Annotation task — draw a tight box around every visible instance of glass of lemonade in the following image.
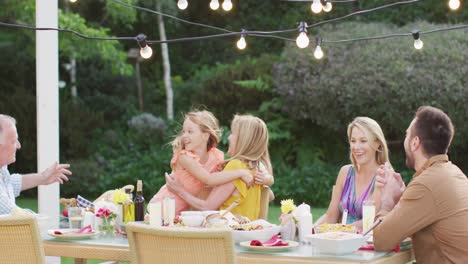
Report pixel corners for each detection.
[68,207,83,229]
[362,200,376,235]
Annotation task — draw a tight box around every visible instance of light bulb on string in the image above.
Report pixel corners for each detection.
[140,46,153,59]
[210,0,220,10]
[236,30,247,50]
[177,0,188,10]
[412,30,423,50]
[311,0,323,14]
[136,34,153,59]
[314,38,324,59]
[222,0,233,11]
[296,22,310,49]
[448,0,461,10]
[237,36,246,50]
[323,0,333,12]
[69,0,77,3]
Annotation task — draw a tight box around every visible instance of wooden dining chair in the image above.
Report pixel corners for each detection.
[0,214,45,264]
[126,223,236,264]
[258,186,271,220]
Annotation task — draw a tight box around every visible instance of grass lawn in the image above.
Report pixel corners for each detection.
[17,198,327,264]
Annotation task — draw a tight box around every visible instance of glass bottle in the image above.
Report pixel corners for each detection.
[134,180,145,221]
[123,188,135,223]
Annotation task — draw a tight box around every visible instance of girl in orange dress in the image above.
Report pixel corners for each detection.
[150,110,252,214]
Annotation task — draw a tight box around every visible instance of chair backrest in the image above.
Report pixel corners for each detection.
[258,186,270,220]
[0,214,45,264]
[126,223,236,264]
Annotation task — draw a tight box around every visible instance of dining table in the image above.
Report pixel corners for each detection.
[42,232,414,264]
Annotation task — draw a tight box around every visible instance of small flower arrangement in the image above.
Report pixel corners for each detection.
[111,189,130,204]
[96,207,117,223]
[96,207,117,235]
[279,199,297,224]
[279,199,298,240]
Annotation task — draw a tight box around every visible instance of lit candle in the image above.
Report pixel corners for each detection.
[149,202,162,227]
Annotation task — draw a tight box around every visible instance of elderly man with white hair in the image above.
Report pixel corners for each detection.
[0,114,72,214]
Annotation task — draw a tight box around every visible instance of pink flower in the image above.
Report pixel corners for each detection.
[95,206,116,221]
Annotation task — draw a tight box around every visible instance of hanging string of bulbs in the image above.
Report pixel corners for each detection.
[0,0,465,60]
[177,0,234,11]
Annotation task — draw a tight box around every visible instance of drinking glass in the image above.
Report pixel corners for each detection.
[68,207,83,229]
[362,200,376,235]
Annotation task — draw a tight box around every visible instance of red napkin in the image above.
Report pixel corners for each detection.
[76,224,94,234]
[358,244,400,252]
[250,235,289,247]
[54,224,94,235]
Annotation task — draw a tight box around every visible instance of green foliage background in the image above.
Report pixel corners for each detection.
[0,0,466,207]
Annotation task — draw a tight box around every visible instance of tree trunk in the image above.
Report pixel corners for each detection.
[156,1,174,120]
[135,59,144,111]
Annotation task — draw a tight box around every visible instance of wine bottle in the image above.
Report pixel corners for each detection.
[123,188,135,223]
[134,180,145,221]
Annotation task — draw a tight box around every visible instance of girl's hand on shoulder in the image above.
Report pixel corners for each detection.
[254,170,272,185]
[240,170,254,187]
[165,172,183,194]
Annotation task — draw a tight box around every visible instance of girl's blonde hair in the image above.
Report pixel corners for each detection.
[226,115,272,174]
[171,110,222,152]
[347,117,389,170]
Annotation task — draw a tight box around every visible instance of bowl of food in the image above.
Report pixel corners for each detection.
[181,214,205,227]
[314,223,357,234]
[230,219,281,243]
[306,232,367,255]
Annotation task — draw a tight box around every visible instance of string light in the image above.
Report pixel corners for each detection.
[237,30,247,50]
[222,0,233,11]
[210,0,220,10]
[296,22,310,48]
[2,1,466,52]
[412,30,423,50]
[322,0,333,12]
[177,0,188,10]
[2,21,467,47]
[448,0,461,10]
[311,0,323,14]
[314,37,324,59]
[136,34,153,59]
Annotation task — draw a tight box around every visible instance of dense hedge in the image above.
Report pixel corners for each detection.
[273,21,468,170]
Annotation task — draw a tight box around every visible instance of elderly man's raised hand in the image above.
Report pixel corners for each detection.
[41,162,71,185]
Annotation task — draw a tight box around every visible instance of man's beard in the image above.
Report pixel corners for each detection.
[405,149,415,169]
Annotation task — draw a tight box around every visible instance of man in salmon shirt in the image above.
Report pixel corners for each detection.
[373,106,468,263]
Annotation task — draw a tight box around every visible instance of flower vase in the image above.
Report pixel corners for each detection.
[280,214,297,241]
[98,218,115,238]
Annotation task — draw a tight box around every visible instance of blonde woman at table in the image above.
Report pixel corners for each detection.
[315,117,390,231]
[149,110,254,215]
[166,114,273,221]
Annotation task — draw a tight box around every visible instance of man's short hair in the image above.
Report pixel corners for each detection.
[0,114,17,143]
[412,106,454,156]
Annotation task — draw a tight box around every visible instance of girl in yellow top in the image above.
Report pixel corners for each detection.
[166,114,273,220]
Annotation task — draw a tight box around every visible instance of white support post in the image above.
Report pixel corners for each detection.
[36,0,60,231]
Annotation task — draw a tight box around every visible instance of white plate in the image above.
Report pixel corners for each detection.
[48,229,98,240]
[239,240,299,252]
